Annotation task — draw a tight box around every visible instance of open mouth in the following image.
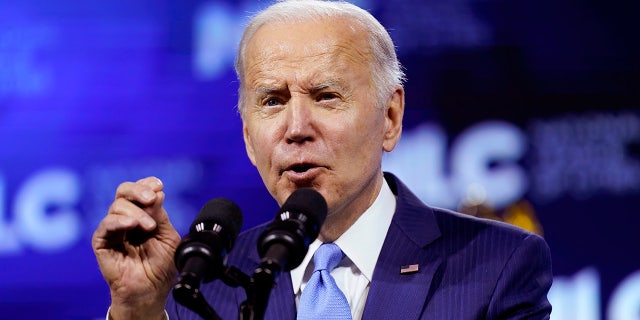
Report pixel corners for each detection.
[290,163,314,173]
[281,162,324,184]
[282,163,319,175]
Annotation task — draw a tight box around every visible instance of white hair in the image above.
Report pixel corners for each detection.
[234,0,405,115]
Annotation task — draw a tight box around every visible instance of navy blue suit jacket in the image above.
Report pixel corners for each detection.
[167,173,552,319]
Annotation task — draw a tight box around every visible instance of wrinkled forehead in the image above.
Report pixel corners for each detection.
[242,17,373,79]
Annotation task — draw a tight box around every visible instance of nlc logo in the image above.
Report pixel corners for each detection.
[383,120,527,212]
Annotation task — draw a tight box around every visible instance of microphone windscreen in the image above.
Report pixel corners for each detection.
[281,188,328,227]
[190,198,243,241]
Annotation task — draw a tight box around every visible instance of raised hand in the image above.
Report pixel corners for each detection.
[92,177,181,320]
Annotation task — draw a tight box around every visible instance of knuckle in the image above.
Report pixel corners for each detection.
[138,176,164,190]
[114,181,135,198]
[109,198,129,215]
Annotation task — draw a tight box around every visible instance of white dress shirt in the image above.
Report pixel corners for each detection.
[290,179,397,319]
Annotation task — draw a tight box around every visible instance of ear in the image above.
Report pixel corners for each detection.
[382,86,405,152]
[243,122,257,166]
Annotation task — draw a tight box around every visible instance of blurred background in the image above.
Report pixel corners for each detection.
[0,0,638,319]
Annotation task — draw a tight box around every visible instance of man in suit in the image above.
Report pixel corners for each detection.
[92,1,552,319]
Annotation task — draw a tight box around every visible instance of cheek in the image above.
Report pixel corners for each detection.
[352,112,386,145]
[252,136,271,163]
[246,125,267,158]
[331,120,381,163]
[249,124,282,170]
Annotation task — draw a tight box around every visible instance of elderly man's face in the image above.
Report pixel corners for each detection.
[241,17,403,224]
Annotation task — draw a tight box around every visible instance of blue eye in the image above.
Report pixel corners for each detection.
[318,93,337,101]
[266,98,281,106]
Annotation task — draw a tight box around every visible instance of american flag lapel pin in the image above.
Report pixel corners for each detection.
[400,264,419,274]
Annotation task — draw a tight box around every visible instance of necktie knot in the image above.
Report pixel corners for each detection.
[297,243,352,320]
[313,243,344,272]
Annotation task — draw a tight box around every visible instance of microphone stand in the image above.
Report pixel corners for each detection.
[173,265,252,320]
[173,281,220,320]
[239,261,278,320]
[173,267,221,320]
[239,244,289,320]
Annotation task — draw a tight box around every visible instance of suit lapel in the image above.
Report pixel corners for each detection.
[363,222,442,319]
[362,173,442,319]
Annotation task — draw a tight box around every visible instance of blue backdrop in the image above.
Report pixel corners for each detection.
[0,0,638,319]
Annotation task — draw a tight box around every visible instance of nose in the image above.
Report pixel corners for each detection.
[284,98,314,144]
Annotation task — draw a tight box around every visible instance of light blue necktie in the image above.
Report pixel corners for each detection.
[297,243,352,320]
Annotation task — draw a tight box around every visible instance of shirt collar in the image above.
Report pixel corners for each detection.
[290,178,397,292]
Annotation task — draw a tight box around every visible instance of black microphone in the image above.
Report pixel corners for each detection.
[173,198,243,320]
[258,188,328,272]
[242,188,327,320]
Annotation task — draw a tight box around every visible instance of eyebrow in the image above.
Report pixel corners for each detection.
[252,79,347,96]
[308,80,347,93]
[308,83,331,94]
[254,85,287,96]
